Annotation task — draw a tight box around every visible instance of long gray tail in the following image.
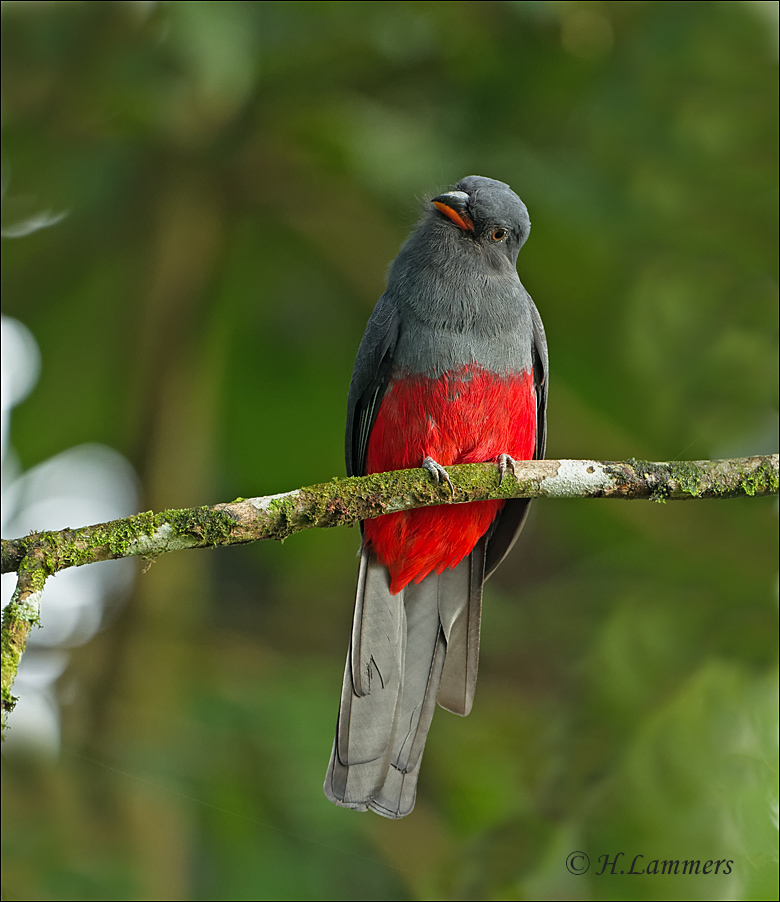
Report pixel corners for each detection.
[324,540,485,818]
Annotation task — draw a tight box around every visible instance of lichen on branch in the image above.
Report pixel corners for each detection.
[2,455,777,579]
[1,453,777,732]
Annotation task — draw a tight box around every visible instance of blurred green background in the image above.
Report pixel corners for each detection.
[1,1,777,900]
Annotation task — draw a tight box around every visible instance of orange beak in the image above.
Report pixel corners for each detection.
[432,191,474,232]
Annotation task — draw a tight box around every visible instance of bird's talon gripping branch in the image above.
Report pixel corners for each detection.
[422,456,456,495]
[497,453,517,486]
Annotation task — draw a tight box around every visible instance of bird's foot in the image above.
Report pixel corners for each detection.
[422,456,455,496]
[497,454,517,486]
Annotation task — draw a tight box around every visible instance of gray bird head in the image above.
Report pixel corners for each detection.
[429,175,531,267]
[388,175,532,298]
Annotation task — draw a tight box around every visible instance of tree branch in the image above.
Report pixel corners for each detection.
[1,561,46,724]
[2,455,777,577]
[1,454,777,727]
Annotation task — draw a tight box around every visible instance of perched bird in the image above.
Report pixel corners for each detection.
[324,175,548,818]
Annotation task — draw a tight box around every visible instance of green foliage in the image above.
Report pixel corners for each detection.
[2,2,776,900]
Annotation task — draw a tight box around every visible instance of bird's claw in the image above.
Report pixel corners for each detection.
[422,456,455,496]
[497,454,517,486]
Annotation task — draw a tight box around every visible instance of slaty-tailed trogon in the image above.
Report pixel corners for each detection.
[324,175,548,818]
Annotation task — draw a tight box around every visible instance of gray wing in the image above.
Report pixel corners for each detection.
[484,293,548,578]
[345,294,401,477]
[529,293,549,459]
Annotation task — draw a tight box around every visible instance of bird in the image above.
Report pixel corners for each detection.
[324,175,548,818]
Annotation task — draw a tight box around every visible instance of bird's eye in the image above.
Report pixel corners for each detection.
[490,228,508,242]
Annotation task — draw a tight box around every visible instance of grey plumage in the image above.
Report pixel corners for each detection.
[326,176,548,818]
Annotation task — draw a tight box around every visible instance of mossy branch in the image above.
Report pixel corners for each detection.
[2,455,777,577]
[1,561,46,723]
[1,453,777,728]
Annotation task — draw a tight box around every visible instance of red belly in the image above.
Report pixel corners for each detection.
[364,365,536,594]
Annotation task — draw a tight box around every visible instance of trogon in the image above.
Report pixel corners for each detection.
[324,175,548,818]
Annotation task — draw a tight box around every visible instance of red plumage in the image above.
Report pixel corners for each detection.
[364,365,536,593]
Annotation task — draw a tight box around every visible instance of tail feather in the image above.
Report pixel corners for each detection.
[436,540,485,716]
[330,552,404,806]
[390,576,446,774]
[349,551,403,699]
[325,541,486,818]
